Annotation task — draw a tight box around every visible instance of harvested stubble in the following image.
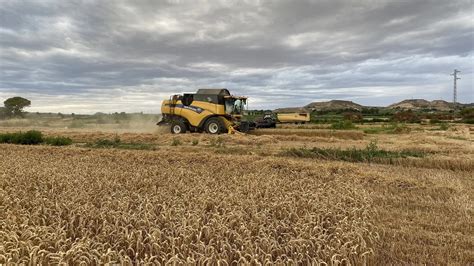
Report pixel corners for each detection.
[252,129,364,140]
[0,145,376,264]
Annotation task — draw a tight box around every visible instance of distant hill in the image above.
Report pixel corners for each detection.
[304,100,363,111]
[388,99,457,111]
[274,100,363,113]
[272,99,472,113]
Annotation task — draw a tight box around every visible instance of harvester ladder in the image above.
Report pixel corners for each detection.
[170,95,177,116]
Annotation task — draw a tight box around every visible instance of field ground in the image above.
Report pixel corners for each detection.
[0,122,473,264]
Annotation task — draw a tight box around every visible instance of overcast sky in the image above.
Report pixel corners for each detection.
[0,0,473,113]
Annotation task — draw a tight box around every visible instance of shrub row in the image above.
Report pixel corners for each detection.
[363,123,411,134]
[282,141,425,163]
[0,131,72,146]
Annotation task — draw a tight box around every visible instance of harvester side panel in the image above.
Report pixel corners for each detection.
[161,99,227,127]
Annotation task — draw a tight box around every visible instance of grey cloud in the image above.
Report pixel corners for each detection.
[0,0,473,113]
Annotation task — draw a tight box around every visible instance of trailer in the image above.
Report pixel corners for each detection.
[276,112,311,124]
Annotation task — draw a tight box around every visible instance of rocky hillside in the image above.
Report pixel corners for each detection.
[388,99,455,110]
[274,100,363,113]
[305,100,363,111]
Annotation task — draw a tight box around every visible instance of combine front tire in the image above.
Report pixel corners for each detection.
[170,121,187,134]
[205,117,225,134]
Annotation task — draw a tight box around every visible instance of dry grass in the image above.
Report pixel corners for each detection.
[0,146,377,264]
[0,123,473,264]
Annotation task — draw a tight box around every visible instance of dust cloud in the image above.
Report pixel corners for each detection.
[0,113,171,135]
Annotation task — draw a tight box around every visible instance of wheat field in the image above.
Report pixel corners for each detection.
[0,124,473,264]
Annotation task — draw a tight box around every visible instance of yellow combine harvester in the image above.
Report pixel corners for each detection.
[158,88,254,134]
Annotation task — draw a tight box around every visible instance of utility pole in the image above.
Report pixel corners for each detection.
[451,69,460,104]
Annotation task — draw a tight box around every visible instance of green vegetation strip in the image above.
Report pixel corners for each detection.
[0,130,72,146]
[330,120,357,130]
[281,141,425,163]
[84,138,155,150]
[363,123,411,134]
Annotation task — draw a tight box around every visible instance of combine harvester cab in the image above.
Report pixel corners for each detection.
[158,88,254,134]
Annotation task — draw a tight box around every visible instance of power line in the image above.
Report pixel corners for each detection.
[451,69,460,104]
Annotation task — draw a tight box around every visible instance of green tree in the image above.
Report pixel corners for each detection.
[4,97,31,117]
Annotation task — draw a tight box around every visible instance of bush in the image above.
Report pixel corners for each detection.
[361,107,380,115]
[0,131,39,144]
[0,133,13,143]
[362,128,381,134]
[192,139,199,146]
[94,138,119,147]
[0,130,43,145]
[438,123,450,131]
[343,112,363,122]
[331,120,356,130]
[460,108,474,124]
[21,130,43,144]
[45,136,73,146]
[363,117,390,123]
[391,124,411,134]
[460,107,474,118]
[392,110,421,123]
[171,138,181,146]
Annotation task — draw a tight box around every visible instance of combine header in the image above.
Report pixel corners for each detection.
[158,88,254,134]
